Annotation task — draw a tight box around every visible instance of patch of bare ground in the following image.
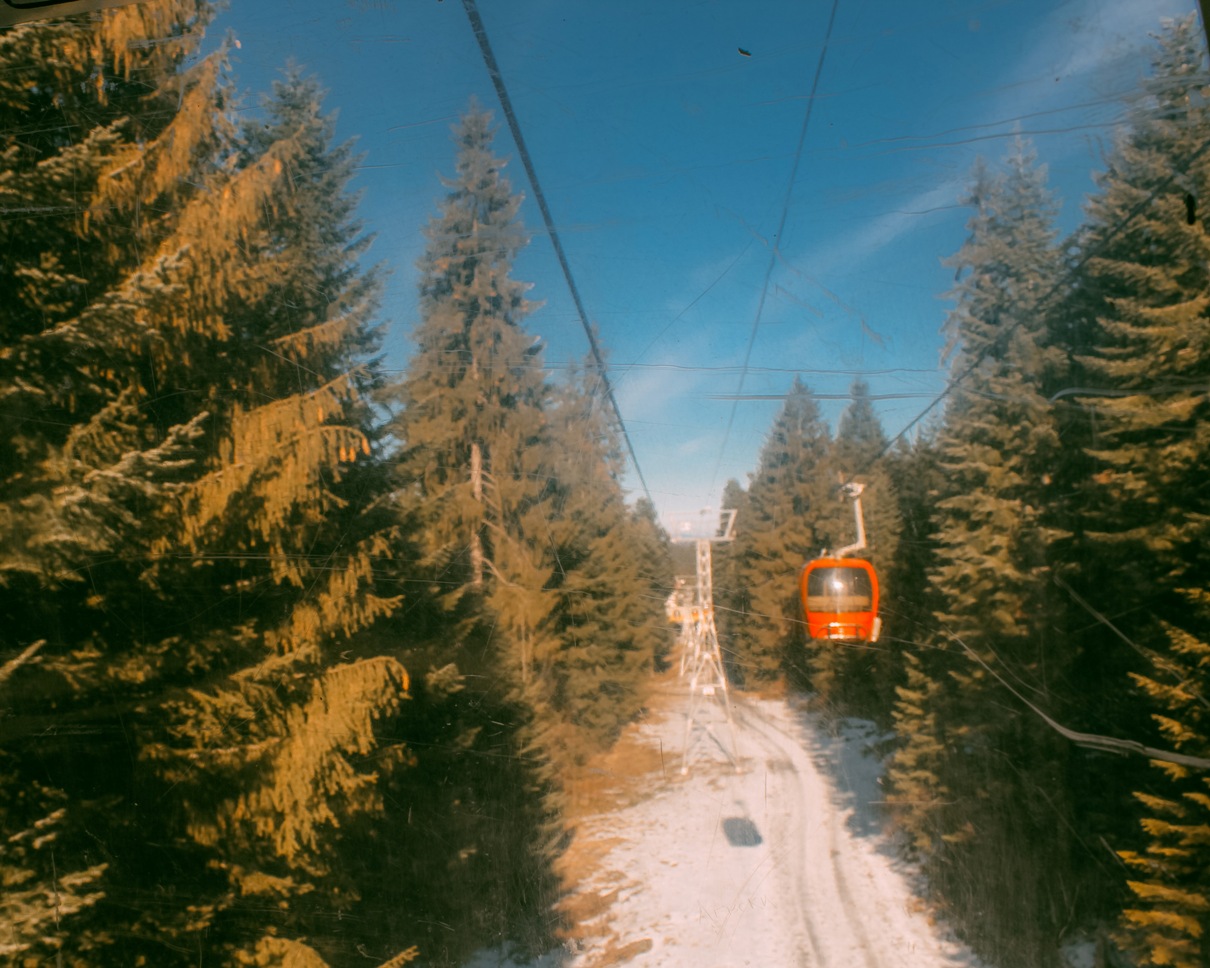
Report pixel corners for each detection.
[591,938,654,967]
[554,673,681,962]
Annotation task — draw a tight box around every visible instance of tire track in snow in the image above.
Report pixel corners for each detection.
[720,707,823,968]
[733,699,882,968]
[562,684,984,968]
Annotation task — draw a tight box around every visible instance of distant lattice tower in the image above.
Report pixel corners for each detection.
[665,508,740,774]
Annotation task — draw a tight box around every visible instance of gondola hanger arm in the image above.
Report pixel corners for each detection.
[833,481,867,558]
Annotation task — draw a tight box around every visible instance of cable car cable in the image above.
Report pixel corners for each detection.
[840,131,1210,490]
[461,0,653,507]
[1053,574,1210,712]
[859,594,1210,772]
[710,0,842,494]
[947,630,1210,771]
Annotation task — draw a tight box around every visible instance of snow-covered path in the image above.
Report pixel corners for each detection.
[561,678,985,968]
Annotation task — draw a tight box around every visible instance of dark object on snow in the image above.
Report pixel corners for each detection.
[722,817,763,847]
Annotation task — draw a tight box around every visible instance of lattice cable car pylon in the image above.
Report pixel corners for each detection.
[664,508,741,774]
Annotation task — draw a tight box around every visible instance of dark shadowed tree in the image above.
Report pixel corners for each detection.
[828,379,902,717]
[380,102,564,957]
[714,478,751,680]
[1068,18,1210,964]
[724,379,840,686]
[0,9,408,965]
[887,139,1075,968]
[539,364,668,758]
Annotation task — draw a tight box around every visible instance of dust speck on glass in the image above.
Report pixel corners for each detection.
[2,1,1208,967]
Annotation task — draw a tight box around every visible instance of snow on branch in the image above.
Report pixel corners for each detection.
[0,640,45,686]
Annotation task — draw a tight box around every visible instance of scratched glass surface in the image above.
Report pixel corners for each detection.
[2,2,1207,967]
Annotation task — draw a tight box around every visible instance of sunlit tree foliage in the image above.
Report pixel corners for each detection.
[382,105,669,956]
[1066,16,1210,965]
[0,6,407,963]
[885,139,1078,967]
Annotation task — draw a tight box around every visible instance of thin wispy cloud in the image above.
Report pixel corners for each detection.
[985,0,1194,126]
[790,177,964,281]
[787,0,1190,285]
[615,351,711,422]
[1028,0,1190,86]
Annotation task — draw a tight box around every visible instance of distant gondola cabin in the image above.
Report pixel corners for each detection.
[799,557,881,643]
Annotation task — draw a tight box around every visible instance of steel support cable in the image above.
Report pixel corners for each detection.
[462,0,653,506]
[950,630,1210,771]
[1054,574,1210,712]
[710,0,842,494]
[842,132,1210,487]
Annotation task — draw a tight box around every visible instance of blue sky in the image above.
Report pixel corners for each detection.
[215,0,1201,526]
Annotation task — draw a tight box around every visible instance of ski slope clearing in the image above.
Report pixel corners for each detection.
[558,678,987,968]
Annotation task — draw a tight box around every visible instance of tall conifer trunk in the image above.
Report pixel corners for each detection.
[470,439,485,587]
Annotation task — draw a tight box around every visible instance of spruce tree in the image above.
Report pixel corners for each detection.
[724,378,839,685]
[1116,594,1210,968]
[384,100,569,713]
[713,478,750,680]
[826,379,902,715]
[383,102,568,945]
[388,103,550,612]
[386,106,668,758]
[540,367,667,757]
[145,66,408,964]
[1071,13,1210,629]
[1069,17,1210,962]
[930,142,1062,659]
[0,8,407,963]
[883,433,951,837]
[834,380,899,573]
[894,140,1074,966]
[382,104,673,953]
[1074,14,1210,672]
[630,494,676,674]
[835,378,887,467]
[0,9,220,958]
[886,650,950,854]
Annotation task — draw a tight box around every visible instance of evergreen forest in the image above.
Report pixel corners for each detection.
[2,5,1209,968]
[0,4,668,964]
[719,16,1210,968]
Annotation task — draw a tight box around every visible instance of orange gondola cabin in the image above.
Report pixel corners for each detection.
[798,481,882,644]
[798,557,881,643]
